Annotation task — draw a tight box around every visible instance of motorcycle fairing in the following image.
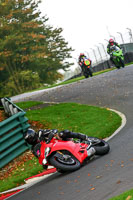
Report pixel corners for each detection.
[39,139,89,164]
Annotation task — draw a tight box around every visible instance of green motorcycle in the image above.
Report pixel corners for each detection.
[110,45,125,69]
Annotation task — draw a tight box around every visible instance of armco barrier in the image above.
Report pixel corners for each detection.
[0,98,30,169]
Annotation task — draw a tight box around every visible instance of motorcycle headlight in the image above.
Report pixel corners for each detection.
[43,147,51,165]
[45,147,51,157]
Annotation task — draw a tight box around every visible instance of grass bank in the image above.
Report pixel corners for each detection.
[23,102,121,139]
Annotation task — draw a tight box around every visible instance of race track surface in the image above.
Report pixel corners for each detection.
[10,65,133,200]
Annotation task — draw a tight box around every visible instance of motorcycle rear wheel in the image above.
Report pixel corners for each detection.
[87,137,110,155]
[49,150,81,172]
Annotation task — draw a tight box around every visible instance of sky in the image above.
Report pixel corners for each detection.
[39,0,133,69]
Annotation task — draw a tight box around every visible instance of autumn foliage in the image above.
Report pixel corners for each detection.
[0,110,7,122]
[0,0,74,96]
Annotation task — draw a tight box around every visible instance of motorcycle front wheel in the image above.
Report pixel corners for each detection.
[49,150,81,172]
[120,58,125,68]
[87,137,110,155]
[87,68,93,77]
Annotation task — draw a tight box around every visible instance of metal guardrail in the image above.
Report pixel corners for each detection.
[0,98,30,169]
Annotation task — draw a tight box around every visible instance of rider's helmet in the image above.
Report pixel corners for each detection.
[80,53,85,57]
[24,128,38,145]
[109,39,114,46]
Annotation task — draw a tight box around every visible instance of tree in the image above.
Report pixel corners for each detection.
[0,0,74,96]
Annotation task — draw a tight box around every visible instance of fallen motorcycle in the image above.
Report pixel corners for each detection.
[110,45,125,69]
[38,130,110,173]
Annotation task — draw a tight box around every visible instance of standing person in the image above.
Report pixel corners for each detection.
[107,39,121,65]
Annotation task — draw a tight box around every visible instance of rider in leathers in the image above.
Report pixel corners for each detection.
[78,53,92,72]
[107,39,121,65]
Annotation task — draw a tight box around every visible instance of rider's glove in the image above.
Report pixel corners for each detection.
[38,129,51,140]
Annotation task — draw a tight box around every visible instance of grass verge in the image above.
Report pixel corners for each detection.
[0,101,122,193]
[25,102,121,139]
[109,189,133,200]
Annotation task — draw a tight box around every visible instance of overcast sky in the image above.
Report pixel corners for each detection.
[39,0,133,67]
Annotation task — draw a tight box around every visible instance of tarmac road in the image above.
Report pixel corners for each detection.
[10,65,133,200]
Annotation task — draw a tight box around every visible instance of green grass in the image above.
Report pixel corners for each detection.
[109,189,133,200]
[16,101,43,110]
[0,156,43,193]
[25,102,121,139]
[0,101,122,193]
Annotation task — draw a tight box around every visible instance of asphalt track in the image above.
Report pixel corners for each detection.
[10,65,133,200]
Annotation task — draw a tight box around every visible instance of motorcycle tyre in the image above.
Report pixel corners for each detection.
[115,65,120,69]
[84,74,89,78]
[87,137,110,156]
[56,169,67,173]
[112,57,120,69]
[120,58,125,68]
[84,69,92,78]
[82,69,88,78]
[83,70,89,78]
[87,68,93,77]
[114,59,120,69]
[49,151,81,172]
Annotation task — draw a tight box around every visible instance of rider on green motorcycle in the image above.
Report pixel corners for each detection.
[107,39,121,65]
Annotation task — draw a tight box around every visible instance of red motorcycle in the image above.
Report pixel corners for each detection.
[38,131,110,173]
